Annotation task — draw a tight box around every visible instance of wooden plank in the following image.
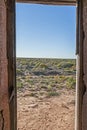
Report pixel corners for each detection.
[16,0,76,5]
[0,1,10,130]
[76,0,79,55]
[6,0,17,130]
[75,0,84,130]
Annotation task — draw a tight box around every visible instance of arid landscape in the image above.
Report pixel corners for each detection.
[17,58,76,130]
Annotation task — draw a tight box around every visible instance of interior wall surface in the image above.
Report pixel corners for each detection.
[0,1,10,130]
[82,0,87,129]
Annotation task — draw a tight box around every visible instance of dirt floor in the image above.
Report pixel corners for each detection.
[17,88,75,130]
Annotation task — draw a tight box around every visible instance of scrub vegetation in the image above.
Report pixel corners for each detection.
[17,58,76,98]
[17,58,76,130]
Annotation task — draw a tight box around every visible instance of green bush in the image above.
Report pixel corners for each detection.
[16,69,23,75]
[34,63,48,71]
[58,62,74,69]
[17,82,23,88]
[47,91,59,97]
[47,85,52,91]
[66,77,76,89]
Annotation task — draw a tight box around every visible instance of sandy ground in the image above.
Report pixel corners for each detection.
[17,89,75,130]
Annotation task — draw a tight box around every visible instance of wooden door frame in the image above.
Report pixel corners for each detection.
[0,0,84,130]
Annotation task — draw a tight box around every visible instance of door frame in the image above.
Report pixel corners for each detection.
[0,0,84,130]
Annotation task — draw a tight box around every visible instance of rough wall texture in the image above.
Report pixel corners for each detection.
[0,1,10,130]
[82,0,87,129]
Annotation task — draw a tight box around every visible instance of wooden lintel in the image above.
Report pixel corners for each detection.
[16,0,76,6]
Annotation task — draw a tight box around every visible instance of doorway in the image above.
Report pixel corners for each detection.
[16,3,76,130]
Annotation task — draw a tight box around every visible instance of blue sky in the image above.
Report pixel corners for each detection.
[16,3,76,59]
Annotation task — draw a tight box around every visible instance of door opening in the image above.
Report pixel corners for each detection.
[16,3,76,130]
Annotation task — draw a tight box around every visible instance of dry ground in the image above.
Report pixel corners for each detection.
[17,58,76,130]
[17,88,75,130]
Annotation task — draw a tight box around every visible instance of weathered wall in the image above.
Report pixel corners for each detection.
[0,1,10,130]
[82,0,87,129]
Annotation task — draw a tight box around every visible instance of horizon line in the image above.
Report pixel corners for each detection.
[16,56,76,59]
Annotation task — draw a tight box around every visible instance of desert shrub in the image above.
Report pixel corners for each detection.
[26,79,34,85]
[66,77,76,89]
[47,91,59,97]
[49,81,56,87]
[35,62,41,68]
[47,85,52,91]
[16,69,23,76]
[55,75,66,83]
[35,62,48,69]
[57,62,74,69]
[41,85,47,89]
[39,63,48,69]
[17,82,23,88]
